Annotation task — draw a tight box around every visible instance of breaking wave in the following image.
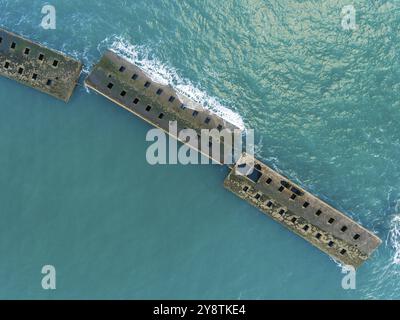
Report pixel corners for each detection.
[388,215,400,265]
[97,35,246,131]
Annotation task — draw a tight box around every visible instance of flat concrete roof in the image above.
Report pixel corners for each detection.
[0,28,82,102]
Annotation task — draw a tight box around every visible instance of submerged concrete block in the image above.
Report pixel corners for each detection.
[0,28,82,102]
[224,153,382,267]
[85,50,243,164]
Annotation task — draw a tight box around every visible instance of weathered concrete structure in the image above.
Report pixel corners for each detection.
[86,50,381,267]
[0,28,82,102]
[224,153,381,267]
[85,50,242,164]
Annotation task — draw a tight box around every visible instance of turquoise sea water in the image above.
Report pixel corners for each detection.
[1,0,400,299]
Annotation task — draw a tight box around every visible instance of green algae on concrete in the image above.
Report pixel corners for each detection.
[0,28,82,102]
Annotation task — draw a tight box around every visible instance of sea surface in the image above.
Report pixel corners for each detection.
[0,0,400,299]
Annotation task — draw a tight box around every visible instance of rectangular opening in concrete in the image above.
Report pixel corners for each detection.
[315,209,322,216]
[328,218,335,224]
[341,226,348,232]
[158,113,164,119]
[278,186,284,192]
[353,234,360,240]
[53,60,59,67]
[291,217,297,223]
[315,233,322,239]
[254,193,261,200]
[192,111,199,117]
[132,73,138,80]
[4,61,10,69]
[243,186,249,192]
[328,241,335,247]
[107,82,114,89]
[133,98,139,104]
[279,209,285,216]
[146,105,152,112]
[10,42,16,49]
[180,104,186,110]
[156,88,163,95]
[340,249,347,255]
[204,117,211,124]
[120,90,126,97]
[119,66,125,72]
[217,124,223,131]
[303,201,309,208]
[266,178,272,184]
[168,96,175,103]
[266,201,273,207]
[290,194,297,200]
[32,73,38,80]
[46,79,52,86]
[18,67,23,74]
[24,48,30,55]
[144,81,151,88]
[38,53,44,61]
[303,225,309,231]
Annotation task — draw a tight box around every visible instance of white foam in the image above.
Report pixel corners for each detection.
[97,36,246,131]
[388,215,400,265]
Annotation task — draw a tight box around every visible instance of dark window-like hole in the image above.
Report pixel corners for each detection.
[158,113,164,119]
[180,104,186,110]
[168,96,175,102]
[120,90,127,97]
[303,225,309,231]
[119,66,125,72]
[291,217,297,223]
[243,186,249,192]
[24,48,30,55]
[328,241,335,248]
[315,233,322,239]
[156,88,163,95]
[132,74,138,80]
[247,168,262,183]
[279,209,285,216]
[145,105,152,112]
[254,193,261,200]
[204,117,211,124]
[53,60,59,67]
[4,61,10,69]
[38,54,44,61]
[18,67,23,74]
[192,111,199,117]
[46,79,52,86]
[340,249,347,255]
[290,194,297,200]
[107,83,114,89]
[353,234,360,240]
[10,42,16,49]
[217,124,223,131]
[315,210,322,216]
[133,98,139,104]
[278,186,284,192]
[341,226,348,232]
[0,37,2,43]
[328,218,335,224]
[303,201,309,208]
[266,178,272,184]
[266,201,273,208]
[144,81,151,88]
[32,73,38,80]
[291,187,304,196]
[281,181,291,189]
